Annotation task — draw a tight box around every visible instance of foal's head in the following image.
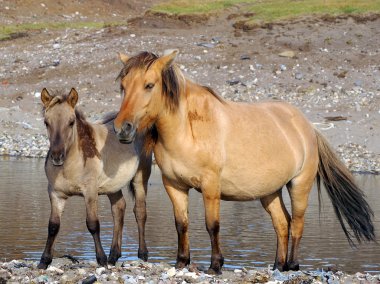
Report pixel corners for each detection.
[114,49,180,143]
[41,88,78,166]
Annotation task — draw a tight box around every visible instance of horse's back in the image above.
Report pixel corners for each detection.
[219,100,318,201]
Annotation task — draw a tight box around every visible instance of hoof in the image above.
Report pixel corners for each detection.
[206,267,222,275]
[37,262,49,270]
[108,251,121,265]
[138,249,148,262]
[273,262,289,272]
[287,261,300,271]
[97,255,108,267]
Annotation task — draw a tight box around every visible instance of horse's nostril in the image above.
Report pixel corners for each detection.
[123,122,134,132]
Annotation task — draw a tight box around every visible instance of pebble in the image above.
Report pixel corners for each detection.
[295,72,303,80]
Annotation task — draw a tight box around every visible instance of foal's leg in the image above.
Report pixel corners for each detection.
[107,190,126,265]
[202,179,224,275]
[286,175,314,271]
[131,154,152,261]
[84,193,107,266]
[260,190,291,272]
[38,188,66,269]
[163,176,190,269]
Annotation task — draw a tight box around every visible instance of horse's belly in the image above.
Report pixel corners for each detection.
[220,167,292,201]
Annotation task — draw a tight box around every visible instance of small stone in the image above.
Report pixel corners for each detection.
[167,267,176,277]
[278,50,296,58]
[280,64,287,71]
[295,72,303,80]
[53,43,61,49]
[227,79,240,86]
[96,267,106,275]
[354,80,362,87]
[240,55,250,60]
[234,269,243,273]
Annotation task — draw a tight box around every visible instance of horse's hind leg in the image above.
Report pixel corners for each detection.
[38,188,66,269]
[84,193,107,266]
[107,190,126,265]
[132,153,152,261]
[286,174,314,271]
[260,190,291,271]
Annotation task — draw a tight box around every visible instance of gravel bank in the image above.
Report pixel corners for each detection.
[1,259,380,284]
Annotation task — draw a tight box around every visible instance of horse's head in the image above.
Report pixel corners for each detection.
[41,88,78,166]
[114,49,179,144]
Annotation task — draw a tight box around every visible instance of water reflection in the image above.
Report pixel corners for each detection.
[0,157,379,273]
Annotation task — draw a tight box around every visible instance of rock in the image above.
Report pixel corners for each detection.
[227,79,240,86]
[278,50,296,58]
[280,64,287,71]
[167,267,176,277]
[240,55,251,60]
[81,274,97,284]
[47,266,64,274]
[196,42,215,48]
[95,267,106,275]
[295,72,303,80]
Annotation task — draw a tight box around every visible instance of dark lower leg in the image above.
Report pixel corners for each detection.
[108,191,126,265]
[38,219,60,269]
[86,218,107,266]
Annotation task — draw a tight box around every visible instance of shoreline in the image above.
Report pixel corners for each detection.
[1,258,379,283]
[1,131,379,175]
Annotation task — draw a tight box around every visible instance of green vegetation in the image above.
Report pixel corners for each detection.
[151,0,252,14]
[151,0,380,23]
[0,22,120,41]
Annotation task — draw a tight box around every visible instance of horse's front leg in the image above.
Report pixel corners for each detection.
[84,193,107,266]
[163,176,190,269]
[107,190,126,265]
[202,180,224,275]
[132,153,152,261]
[38,188,66,269]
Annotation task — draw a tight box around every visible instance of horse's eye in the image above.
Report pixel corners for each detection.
[69,120,75,127]
[145,83,155,90]
[44,121,49,127]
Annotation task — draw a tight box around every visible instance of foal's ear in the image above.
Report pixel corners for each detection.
[67,88,79,108]
[118,52,129,64]
[154,49,179,71]
[41,88,53,107]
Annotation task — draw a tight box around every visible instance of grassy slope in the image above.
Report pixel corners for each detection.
[151,0,380,22]
[0,22,119,41]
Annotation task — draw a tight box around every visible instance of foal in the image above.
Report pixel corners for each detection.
[38,88,151,269]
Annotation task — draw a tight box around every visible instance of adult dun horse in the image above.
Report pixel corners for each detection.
[113,50,375,274]
[38,88,151,269]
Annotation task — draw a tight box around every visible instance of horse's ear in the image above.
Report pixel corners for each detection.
[154,49,179,72]
[41,88,53,108]
[118,52,129,64]
[67,88,78,108]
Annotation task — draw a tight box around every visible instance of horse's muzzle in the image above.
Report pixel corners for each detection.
[114,121,136,144]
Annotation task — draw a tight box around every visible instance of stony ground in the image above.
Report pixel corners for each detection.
[1,258,380,284]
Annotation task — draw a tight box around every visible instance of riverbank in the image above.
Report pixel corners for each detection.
[1,258,379,283]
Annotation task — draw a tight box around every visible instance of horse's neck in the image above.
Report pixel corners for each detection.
[155,80,216,147]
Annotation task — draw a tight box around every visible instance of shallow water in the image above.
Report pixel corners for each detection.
[0,157,379,273]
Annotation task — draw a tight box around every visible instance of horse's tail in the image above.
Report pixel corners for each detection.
[315,130,375,246]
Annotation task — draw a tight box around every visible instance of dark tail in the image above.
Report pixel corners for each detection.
[315,130,375,246]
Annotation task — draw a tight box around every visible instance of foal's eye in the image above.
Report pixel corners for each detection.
[145,83,155,90]
[69,120,75,127]
[44,121,49,127]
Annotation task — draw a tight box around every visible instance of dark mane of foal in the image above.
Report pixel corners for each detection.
[43,91,100,163]
[117,51,224,112]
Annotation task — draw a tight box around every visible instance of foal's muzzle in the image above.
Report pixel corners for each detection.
[50,151,65,166]
[114,121,136,144]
